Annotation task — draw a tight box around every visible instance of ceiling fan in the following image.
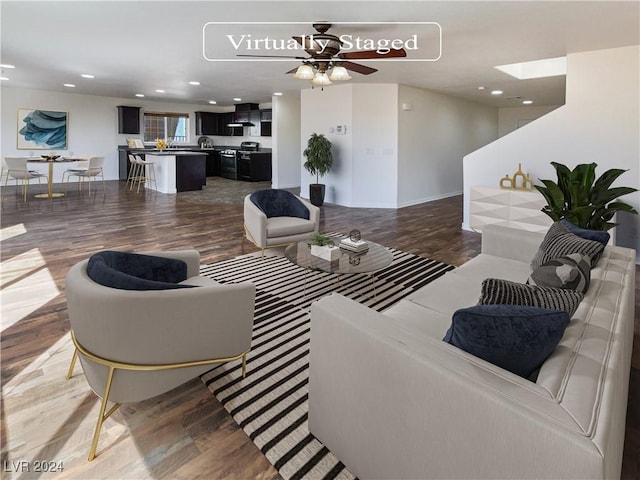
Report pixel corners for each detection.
[237,22,407,88]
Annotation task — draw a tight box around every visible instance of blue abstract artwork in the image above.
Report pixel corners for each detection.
[17,109,68,149]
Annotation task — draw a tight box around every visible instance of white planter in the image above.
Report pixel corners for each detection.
[311,244,341,261]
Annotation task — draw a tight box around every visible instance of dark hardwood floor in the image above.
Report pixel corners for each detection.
[1,178,638,478]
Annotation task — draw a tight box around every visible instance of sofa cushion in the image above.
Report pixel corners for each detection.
[250,189,310,219]
[560,219,610,246]
[479,278,583,316]
[531,222,604,269]
[87,251,195,290]
[443,304,570,378]
[527,253,591,293]
[266,216,316,238]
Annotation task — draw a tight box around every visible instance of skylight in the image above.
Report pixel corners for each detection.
[495,56,566,79]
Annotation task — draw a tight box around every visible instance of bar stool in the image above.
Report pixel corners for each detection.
[127,154,140,189]
[131,155,157,193]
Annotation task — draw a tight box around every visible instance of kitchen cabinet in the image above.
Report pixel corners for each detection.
[248,110,261,137]
[117,106,140,134]
[205,150,221,176]
[195,111,221,135]
[237,152,272,181]
[225,113,243,136]
[260,109,272,137]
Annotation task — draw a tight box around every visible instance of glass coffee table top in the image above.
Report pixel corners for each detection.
[284,238,393,275]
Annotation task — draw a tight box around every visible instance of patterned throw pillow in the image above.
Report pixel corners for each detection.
[531,222,605,269]
[479,278,583,316]
[527,253,591,293]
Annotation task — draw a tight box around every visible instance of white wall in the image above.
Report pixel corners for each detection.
[1,87,271,183]
[498,105,561,137]
[398,85,498,207]
[351,84,398,208]
[300,84,354,205]
[463,45,640,251]
[272,92,301,189]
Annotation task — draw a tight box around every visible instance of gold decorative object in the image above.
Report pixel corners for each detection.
[499,163,534,191]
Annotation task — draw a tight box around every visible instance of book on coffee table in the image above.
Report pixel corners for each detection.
[339,238,369,252]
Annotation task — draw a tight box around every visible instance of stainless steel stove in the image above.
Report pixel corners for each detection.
[220,142,259,180]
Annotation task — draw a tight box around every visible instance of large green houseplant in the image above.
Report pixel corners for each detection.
[535,162,637,231]
[303,133,334,206]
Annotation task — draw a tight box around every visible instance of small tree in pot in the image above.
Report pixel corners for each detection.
[303,133,334,206]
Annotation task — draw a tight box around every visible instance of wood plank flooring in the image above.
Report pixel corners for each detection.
[1,178,638,479]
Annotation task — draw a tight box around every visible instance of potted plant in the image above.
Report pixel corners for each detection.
[535,162,637,231]
[309,232,341,261]
[303,133,334,206]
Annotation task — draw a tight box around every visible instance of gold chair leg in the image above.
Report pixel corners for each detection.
[88,365,120,461]
[66,349,78,379]
[241,353,247,378]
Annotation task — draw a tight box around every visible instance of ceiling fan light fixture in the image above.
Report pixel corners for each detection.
[312,72,332,86]
[294,64,315,80]
[329,65,351,81]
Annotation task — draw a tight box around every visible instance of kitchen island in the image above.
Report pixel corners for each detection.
[143,151,206,193]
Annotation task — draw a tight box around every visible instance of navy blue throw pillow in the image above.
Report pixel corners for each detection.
[443,304,570,378]
[250,189,310,219]
[560,219,610,246]
[87,251,194,290]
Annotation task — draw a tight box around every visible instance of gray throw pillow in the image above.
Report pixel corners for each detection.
[479,278,583,317]
[527,253,591,293]
[531,222,605,270]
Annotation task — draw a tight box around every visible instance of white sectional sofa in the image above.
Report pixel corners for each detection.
[308,224,635,479]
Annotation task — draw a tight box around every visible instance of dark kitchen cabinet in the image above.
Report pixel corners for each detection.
[205,150,221,176]
[248,110,261,137]
[117,106,141,134]
[195,111,221,135]
[259,109,272,137]
[225,113,243,136]
[237,152,272,181]
[261,109,272,121]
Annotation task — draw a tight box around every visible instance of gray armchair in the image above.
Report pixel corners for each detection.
[65,250,255,460]
[243,189,320,256]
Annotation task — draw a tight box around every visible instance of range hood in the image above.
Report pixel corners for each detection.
[227,102,259,127]
[227,121,255,127]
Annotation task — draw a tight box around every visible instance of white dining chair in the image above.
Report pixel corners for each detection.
[64,156,105,196]
[62,157,90,185]
[2,157,48,202]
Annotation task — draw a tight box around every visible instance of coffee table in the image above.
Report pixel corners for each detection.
[284,238,393,298]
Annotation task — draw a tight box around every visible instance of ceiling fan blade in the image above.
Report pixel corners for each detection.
[285,67,299,74]
[340,61,378,75]
[236,54,307,59]
[339,48,407,60]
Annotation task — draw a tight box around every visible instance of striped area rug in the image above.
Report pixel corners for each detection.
[199,248,454,480]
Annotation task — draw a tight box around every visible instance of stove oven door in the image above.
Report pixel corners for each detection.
[220,152,237,180]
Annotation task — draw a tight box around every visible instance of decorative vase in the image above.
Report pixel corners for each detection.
[310,244,341,261]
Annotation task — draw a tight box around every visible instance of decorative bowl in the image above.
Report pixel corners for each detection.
[41,154,60,160]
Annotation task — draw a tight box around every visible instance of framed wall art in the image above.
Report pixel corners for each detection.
[17,109,68,150]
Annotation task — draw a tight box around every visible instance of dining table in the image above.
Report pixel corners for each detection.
[26,156,84,199]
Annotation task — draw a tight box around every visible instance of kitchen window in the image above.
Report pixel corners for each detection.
[143,112,189,144]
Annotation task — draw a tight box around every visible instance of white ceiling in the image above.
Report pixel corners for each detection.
[2,1,639,108]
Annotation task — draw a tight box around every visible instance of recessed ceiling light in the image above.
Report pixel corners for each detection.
[491,90,503,95]
[135,93,145,97]
[188,81,200,86]
[273,92,283,96]
[81,74,95,79]
[477,86,486,91]
[64,83,76,88]
[208,100,217,104]
[522,100,533,105]
[155,89,165,93]
[0,77,9,81]
[0,64,15,69]
[233,97,242,102]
